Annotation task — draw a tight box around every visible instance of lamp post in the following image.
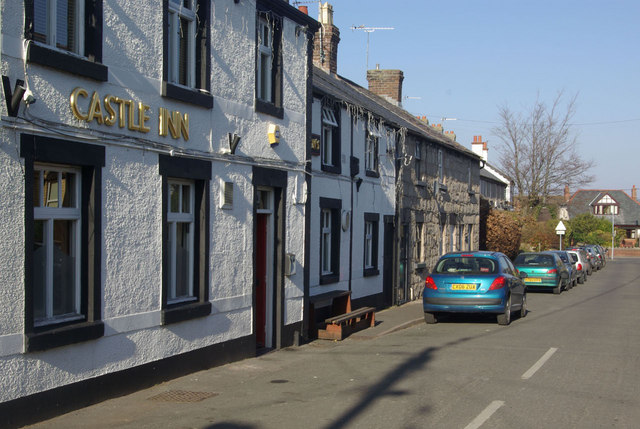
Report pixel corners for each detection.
[611,208,615,260]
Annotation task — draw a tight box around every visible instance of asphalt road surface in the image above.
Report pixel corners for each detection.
[27,258,640,429]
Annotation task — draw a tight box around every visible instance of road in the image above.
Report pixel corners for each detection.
[27,258,640,429]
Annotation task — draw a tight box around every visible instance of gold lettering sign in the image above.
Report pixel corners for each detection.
[69,87,186,140]
[158,107,189,141]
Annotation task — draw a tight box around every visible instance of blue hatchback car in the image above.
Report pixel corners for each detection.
[423,251,527,325]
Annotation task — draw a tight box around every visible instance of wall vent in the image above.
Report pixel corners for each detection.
[220,180,233,209]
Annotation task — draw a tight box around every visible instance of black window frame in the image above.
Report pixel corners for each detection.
[254,5,283,119]
[319,197,341,285]
[159,155,212,325]
[161,0,213,109]
[363,212,380,277]
[24,0,108,81]
[320,104,341,174]
[21,134,105,352]
[365,130,380,178]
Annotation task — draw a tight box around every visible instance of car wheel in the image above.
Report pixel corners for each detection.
[424,312,437,324]
[497,295,511,326]
[577,274,584,284]
[519,292,527,318]
[553,281,562,294]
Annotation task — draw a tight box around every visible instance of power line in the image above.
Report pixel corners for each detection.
[416,114,640,127]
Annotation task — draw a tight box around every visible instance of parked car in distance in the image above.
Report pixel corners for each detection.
[594,245,607,268]
[423,251,527,326]
[567,249,590,283]
[582,245,602,271]
[513,252,570,294]
[547,250,577,289]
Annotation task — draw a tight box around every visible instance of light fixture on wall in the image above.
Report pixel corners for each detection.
[341,210,351,231]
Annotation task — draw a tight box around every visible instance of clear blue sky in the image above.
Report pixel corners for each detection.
[299,0,640,193]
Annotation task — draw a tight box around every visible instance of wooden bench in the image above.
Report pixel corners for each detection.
[319,306,375,341]
[308,290,375,341]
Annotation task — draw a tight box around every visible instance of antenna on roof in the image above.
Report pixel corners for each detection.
[350,25,394,70]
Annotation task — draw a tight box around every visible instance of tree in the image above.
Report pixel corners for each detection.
[567,213,624,247]
[482,205,522,259]
[493,92,594,207]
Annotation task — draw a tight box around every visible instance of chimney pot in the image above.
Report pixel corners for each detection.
[313,2,340,74]
[298,6,308,14]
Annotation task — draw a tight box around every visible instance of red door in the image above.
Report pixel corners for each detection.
[256,214,268,347]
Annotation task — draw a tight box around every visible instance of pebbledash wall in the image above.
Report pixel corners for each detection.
[0,0,318,425]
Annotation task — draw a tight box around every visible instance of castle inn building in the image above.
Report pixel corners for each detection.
[0,1,318,425]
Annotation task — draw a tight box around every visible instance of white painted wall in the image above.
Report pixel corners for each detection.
[0,0,311,404]
[309,97,395,301]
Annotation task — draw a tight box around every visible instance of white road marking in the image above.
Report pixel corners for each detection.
[464,400,505,429]
[521,347,558,380]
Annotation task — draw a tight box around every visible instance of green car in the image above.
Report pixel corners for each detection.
[513,252,570,294]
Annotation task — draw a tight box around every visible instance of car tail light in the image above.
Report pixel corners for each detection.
[547,268,557,274]
[425,276,438,290]
[489,276,506,290]
[577,263,582,271]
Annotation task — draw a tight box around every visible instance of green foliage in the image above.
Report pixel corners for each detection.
[567,213,614,246]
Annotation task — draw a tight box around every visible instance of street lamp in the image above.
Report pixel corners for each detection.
[611,208,615,260]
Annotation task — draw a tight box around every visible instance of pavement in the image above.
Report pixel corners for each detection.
[23,300,425,428]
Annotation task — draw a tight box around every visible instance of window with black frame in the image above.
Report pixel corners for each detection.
[159,155,212,325]
[21,135,105,352]
[25,0,107,81]
[319,197,341,284]
[255,7,283,118]
[162,0,212,108]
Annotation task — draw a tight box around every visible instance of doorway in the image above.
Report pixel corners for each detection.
[255,188,274,349]
[383,215,395,307]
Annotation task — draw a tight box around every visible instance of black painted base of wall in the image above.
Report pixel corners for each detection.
[1,335,254,428]
[352,292,385,311]
[281,321,303,347]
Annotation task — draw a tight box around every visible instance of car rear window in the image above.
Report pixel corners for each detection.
[434,257,497,274]
[514,254,554,266]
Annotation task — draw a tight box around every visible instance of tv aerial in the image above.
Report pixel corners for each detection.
[350,25,394,70]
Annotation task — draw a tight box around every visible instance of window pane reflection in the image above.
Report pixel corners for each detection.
[52,219,77,317]
[43,171,59,207]
[61,172,76,208]
[175,222,191,298]
[33,220,46,321]
[182,184,191,213]
[170,183,180,213]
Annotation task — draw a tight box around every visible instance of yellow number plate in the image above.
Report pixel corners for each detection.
[525,277,542,283]
[451,284,477,290]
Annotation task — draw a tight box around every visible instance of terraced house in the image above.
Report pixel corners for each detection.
[308,3,481,318]
[0,1,317,425]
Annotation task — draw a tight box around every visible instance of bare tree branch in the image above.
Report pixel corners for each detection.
[493,92,594,206]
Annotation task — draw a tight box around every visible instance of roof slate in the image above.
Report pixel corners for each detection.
[312,66,479,160]
[566,189,640,226]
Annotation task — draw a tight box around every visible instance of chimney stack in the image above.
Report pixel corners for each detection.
[313,3,340,74]
[564,185,571,202]
[444,130,457,142]
[366,67,404,106]
[632,185,637,201]
[471,135,488,161]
